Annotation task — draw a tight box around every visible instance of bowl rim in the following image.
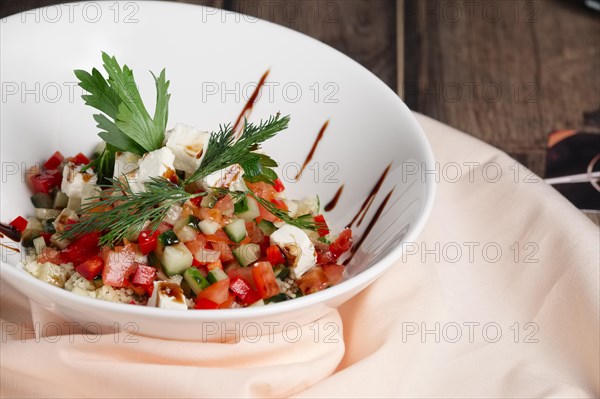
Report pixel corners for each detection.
[0,0,437,321]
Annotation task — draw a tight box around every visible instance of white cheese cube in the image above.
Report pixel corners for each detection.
[270,224,317,278]
[113,151,141,178]
[202,164,247,192]
[61,163,98,199]
[165,124,211,174]
[147,281,188,310]
[129,147,176,193]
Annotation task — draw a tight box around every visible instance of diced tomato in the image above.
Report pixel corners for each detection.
[266,245,285,265]
[71,152,90,165]
[246,221,265,244]
[9,216,28,233]
[229,276,261,305]
[61,232,101,266]
[38,247,61,264]
[219,293,236,309]
[195,278,230,304]
[138,230,159,255]
[205,230,234,244]
[43,151,64,170]
[313,214,330,237]
[227,267,256,289]
[102,243,138,287]
[210,241,235,262]
[271,198,288,211]
[272,178,285,193]
[206,260,223,271]
[252,261,279,299]
[75,256,104,281]
[321,264,344,285]
[329,229,353,259]
[199,207,223,224]
[131,264,157,286]
[257,201,279,223]
[297,267,329,294]
[157,222,173,234]
[317,249,336,265]
[195,297,219,310]
[214,195,234,216]
[246,181,277,201]
[31,169,62,194]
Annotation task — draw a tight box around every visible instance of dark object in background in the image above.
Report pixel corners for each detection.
[580,0,600,12]
[545,130,600,210]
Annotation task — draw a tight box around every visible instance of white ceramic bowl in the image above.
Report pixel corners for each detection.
[0,1,435,341]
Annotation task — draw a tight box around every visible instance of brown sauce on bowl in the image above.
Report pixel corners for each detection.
[324,185,344,212]
[346,163,392,228]
[295,120,329,180]
[232,69,270,135]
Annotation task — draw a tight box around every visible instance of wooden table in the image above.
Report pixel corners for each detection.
[2,0,598,218]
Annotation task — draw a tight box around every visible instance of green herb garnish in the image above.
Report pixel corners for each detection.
[75,52,170,181]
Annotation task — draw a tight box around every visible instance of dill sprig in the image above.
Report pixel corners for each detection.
[184,114,289,185]
[61,177,204,246]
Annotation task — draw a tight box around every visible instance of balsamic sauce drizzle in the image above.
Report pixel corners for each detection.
[324,185,344,212]
[345,163,392,229]
[295,120,329,180]
[343,187,395,266]
[0,222,21,242]
[232,69,271,135]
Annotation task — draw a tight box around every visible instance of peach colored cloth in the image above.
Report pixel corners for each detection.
[1,113,598,398]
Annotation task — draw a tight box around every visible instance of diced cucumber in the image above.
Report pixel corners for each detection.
[174,215,200,242]
[174,215,200,231]
[53,191,69,209]
[34,208,61,220]
[26,217,43,231]
[232,244,261,267]
[201,193,216,208]
[33,236,46,255]
[21,229,41,248]
[224,218,247,243]
[234,196,249,213]
[207,268,228,284]
[198,219,220,235]
[93,276,104,289]
[66,196,82,212]
[258,220,277,235]
[161,243,193,276]
[183,267,210,295]
[274,265,290,280]
[159,230,180,246]
[236,196,260,221]
[318,236,331,244]
[31,193,53,209]
[265,293,290,304]
[43,218,56,234]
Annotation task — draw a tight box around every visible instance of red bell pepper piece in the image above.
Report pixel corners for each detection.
[272,178,285,193]
[71,152,90,165]
[9,216,28,233]
[229,276,261,305]
[266,244,285,265]
[252,261,279,299]
[313,214,330,237]
[61,232,101,266]
[194,297,219,310]
[329,228,353,259]
[31,169,62,194]
[75,256,104,280]
[43,151,64,170]
[138,230,159,255]
[131,264,157,286]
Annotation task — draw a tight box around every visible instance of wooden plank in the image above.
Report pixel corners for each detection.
[404,0,600,175]
[397,0,404,97]
[229,0,398,89]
